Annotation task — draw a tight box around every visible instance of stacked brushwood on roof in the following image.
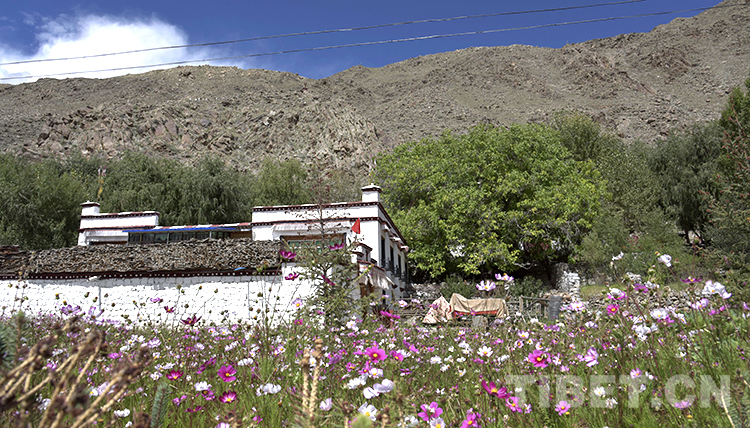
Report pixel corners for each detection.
[0,246,29,276]
[5,239,281,274]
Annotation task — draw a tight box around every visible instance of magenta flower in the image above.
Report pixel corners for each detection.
[390,351,404,362]
[197,357,216,374]
[218,365,237,382]
[285,272,300,281]
[583,348,599,367]
[527,349,549,368]
[460,408,481,428]
[555,400,571,415]
[417,402,443,421]
[219,391,237,403]
[181,314,201,326]
[364,344,387,362]
[186,405,203,413]
[280,250,297,260]
[164,306,175,313]
[294,318,304,326]
[606,304,619,316]
[674,399,693,409]
[328,242,345,250]
[481,380,510,398]
[166,369,183,381]
[506,396,522,413]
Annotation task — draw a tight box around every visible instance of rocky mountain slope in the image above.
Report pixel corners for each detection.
[1,0,749,175]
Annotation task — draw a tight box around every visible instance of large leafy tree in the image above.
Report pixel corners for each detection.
[706,73,750,260]
[375,124,606,278]
[649,122,723,243]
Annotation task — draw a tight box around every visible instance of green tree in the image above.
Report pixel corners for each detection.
[706,73,750,261]
[649,122,723,243]
[100,153,254,225]
[375,124,606,278]
[0,156,88,249]
[251,159,312,206]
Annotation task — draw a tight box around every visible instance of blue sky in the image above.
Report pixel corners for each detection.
[0,0,723,83]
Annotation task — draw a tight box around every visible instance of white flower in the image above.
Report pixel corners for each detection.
[319,398,333,411]
[374,379,394,393]
[363,386,379,399]
[592,386,606,398]
[237,357,254,366]
[114,409,131,418]
[367,367,383,379]
[650,308,668,321]
[149,372,162,380]
[403,415,419,427]
[477,346,493,358]
[194,381,211,392]
[347,376,366,389]
[261,383,281,394]
[358,403,378,421]
[429,356,442,365]
[657,254,672,267]
[612,252,624,261]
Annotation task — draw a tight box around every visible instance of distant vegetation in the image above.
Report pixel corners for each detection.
[0,154,362,250]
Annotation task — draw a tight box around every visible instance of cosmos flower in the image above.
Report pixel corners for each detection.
[164,306,175,313]
[657,254,672,267]
[418,402,443,421]
[476,280,496,291]
[279,250,297,260]
[364,344,387,362]
[219,391,237,403]
[218,365,237,382]
[319,398,333,411]
[527,349,549,368]
[555,400,571,415]
[181,314,201,326]
[460,408,481,427]
[606,304,619,316]
[583,348,599,367]
[506,396,522,413]
[358,403,378,421]
[481,380,510,399]
[166,370,183,381]
[285,272,300,281]
[495,273,513,281]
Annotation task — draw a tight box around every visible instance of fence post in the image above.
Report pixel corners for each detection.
[548,295,562,320]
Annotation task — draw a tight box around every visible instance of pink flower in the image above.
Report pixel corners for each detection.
[389,351,404,362]
[417,401,443,421]
[181,314,201,325]
[285,272,300,281]
[555,400,571,415]
[505,396,522,413]
[219,391,237,403]
[364,344,387,362]
[583,348,599,367]
[279,250,297,260]
[218,365,237,382]
[166,369,183,381]
[606,304,619,316]
[460,408,481,428]
[481,380,510,399]
[527,349,549,368]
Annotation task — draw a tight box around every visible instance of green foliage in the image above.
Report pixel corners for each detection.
[101,153,255,226]
[376,123,606,279]
[0,316,18,371]
[251,158,312,206]
[649,122,723,241]
[509,276,545,298]
[706,73,750,265]
[0,156,89,249]
[150,382,170,428]
[439,274,478,300]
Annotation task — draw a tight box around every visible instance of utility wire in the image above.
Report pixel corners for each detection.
[0,0,645,66]
[1,3,745,82]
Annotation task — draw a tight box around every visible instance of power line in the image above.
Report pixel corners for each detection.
[1,3,744,82]
[0,0,645,67]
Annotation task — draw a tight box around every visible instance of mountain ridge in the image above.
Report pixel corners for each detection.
[1,0,749,174]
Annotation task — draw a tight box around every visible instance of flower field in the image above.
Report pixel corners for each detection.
[0,278,748,428]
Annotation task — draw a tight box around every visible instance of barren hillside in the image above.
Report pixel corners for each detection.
[1,0,748,174]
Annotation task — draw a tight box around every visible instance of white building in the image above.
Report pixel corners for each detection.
[77,202,159,246]
[252,184,410,304]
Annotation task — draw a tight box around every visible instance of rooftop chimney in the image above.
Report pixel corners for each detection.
[361,184,382,203]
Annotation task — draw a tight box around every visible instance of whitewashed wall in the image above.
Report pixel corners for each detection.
[0,266,314,326]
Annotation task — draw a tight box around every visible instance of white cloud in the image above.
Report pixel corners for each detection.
[0,14,250,83]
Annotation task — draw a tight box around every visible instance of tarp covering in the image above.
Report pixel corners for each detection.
[422,296,452,324]
[450,293,509,318]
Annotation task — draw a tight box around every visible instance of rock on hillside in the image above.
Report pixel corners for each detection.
[1,0,749,173]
